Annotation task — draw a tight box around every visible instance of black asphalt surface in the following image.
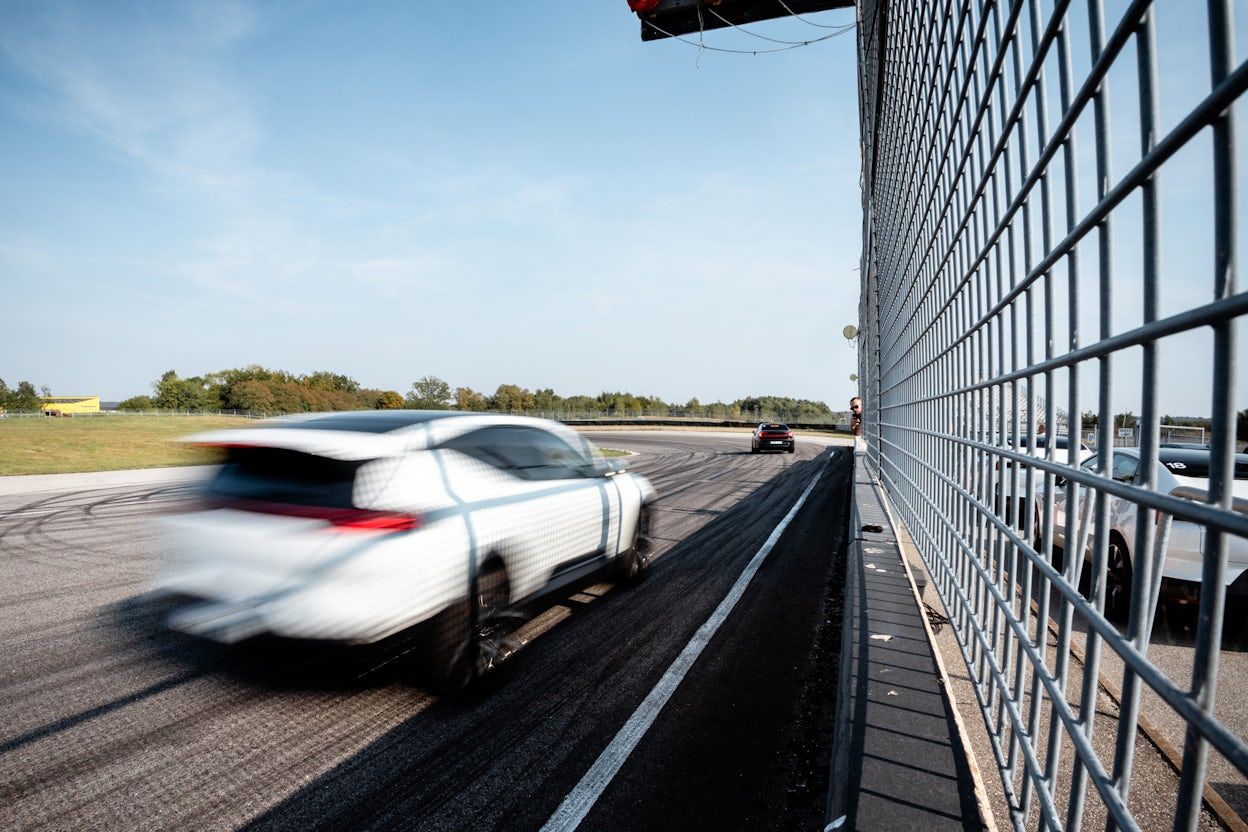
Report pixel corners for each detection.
[0,432,852,832]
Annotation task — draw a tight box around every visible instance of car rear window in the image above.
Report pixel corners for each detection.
[761,424,789,431]
[1159,451,1248,480]
[209,447,365,506]
[271,411,471,433]
[1007,435,1077,449]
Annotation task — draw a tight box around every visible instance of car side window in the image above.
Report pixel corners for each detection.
[1111,453,1139,483]
[513,427,591,480]
[442,426,588,481]
[441,427,516,471]
[1081,456,1100,474]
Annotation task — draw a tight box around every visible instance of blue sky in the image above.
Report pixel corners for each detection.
[0,1,864,405]
[2,1,1246,422]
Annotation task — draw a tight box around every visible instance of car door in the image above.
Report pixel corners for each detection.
[502,425,610,572]
[442,426,606,593]
[1053,455,1101,547]
[1059,452,1137,557]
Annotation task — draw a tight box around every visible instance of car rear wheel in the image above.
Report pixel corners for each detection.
[428,560,512,694]
[1106,533,1133,622]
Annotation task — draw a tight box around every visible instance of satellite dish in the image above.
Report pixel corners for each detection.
[849,373,858,382]
[842,325,859,340]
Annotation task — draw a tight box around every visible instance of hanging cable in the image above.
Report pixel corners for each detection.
[641,17,855,55]
[774,0,857,30]
[704,4,853,45]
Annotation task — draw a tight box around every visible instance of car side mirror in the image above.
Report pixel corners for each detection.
[585,457,626,478]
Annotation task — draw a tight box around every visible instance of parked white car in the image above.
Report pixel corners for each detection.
[156,411,656,692]
[988,434,1094,526]
[1050,447,1248,618]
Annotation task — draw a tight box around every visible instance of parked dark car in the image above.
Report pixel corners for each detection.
[751,423,795,454]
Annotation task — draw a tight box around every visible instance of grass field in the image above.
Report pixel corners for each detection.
[0,415,257,476]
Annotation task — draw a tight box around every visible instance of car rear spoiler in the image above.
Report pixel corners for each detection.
[1171,485,1248,516]
[179,428,413,461]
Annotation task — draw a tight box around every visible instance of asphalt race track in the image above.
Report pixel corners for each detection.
[0,432,853,832]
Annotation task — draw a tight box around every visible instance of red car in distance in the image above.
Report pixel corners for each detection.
[751,423,795,454]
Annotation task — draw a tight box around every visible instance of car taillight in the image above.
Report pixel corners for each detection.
[326,510,421,533]
[208,498,420,533]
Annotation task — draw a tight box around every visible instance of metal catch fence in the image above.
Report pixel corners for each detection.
[855,1,1248,830]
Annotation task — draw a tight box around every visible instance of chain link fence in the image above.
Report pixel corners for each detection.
[856,1,1248,829]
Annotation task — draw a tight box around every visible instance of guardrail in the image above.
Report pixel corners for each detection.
[856,1,1247,830]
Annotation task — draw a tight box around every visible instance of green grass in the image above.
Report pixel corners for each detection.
[0,415,257,476]
[597,447,631,457]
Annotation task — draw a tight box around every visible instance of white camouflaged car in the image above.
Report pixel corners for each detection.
[156,411,655,692]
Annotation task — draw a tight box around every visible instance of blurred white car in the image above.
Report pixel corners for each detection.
[1050,447,1248,618]
[157,411,656,691]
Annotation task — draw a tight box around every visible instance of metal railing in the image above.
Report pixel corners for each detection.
[856,1,1247,830]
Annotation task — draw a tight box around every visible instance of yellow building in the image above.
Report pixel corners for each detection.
[41,396,101,416]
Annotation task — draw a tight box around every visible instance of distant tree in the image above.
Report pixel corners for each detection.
[562,395,600,414]
[376,390,404,410]
[151,370,223,411]
[230,380,277,413]
[406,375,452,410]
[303,371,361,393]
[154,371,191,410]
[532,388,561,413]
[39,385,52,398]
[214,365,297,387]
[118,395,155,411]
[598,391,644,415]
[490,384,534,413]
[685,397,702,414]
[1238,409,1248,440]
[454,387,488,412]
[13,381,41,411]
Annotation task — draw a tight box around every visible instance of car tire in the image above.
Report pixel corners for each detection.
[616,506,653,587]
[1106,533,1133,622]
[428,560,511,695]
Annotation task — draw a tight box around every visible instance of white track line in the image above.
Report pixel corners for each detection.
[541,454,832,832]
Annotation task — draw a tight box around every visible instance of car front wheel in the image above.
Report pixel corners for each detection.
[616,506,653,586]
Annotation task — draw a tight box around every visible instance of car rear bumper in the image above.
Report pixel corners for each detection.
[755,440,794,451]
[156,510,468,643]
[157,575,447,644]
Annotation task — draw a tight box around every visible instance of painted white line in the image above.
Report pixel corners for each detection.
[540,455,832,832]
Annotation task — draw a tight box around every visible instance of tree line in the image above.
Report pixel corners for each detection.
[1077,411,1248,439]
[106,366,838,422]
[0,379,47,412]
